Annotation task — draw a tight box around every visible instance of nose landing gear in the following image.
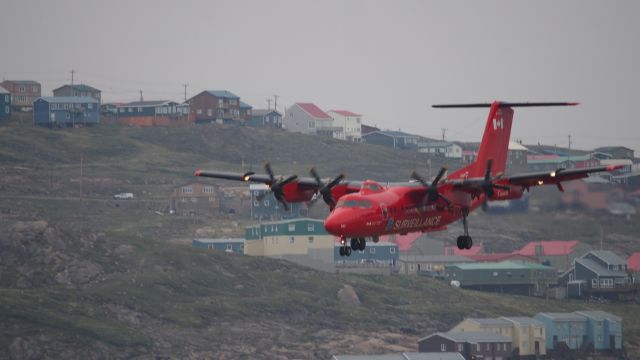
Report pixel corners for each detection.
[456,208,473,250]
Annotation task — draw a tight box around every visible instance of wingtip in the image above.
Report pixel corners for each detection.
[194,169,202,176]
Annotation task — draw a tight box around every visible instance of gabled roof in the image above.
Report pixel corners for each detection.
[205,90,239,99]
[0,86,9,94]
[515,240,580,256]
[594,146,634,153]
[575,258,628,277]
[508,142,528,151]
[364,130,419,139]
[295,102,332,119]
[536,312,586,322]
[465,318,512,326]
[36,96,98,104]
[251,109,282,117]
[419,141,455,148]
[53,84,100,92]
[575,310,621,322]
[585,250,626,266]
[120,100,176,107]
[501,317,545,327]
[420,331,510,343]
[329,109,361,117]
[239,101,252,109]
[628,252,640,271]
[2,80,40,85]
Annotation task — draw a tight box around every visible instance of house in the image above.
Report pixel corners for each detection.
[514,240,591,272]
[218,186,251,216]
[115,100,190,126]
[559,250,636,300]
[283,102,336,136]
[33,97,99,126]
[363,130,420,149]
[239,101,252,121]
[418,332,511,360]
[443,261,557,296]
[575,310,623,352]
[627,252,640,272]
[361,123,380,135]
[187,90,243,124]
[192,238,244,254]
[398,255,473,275]
[451,317,546,358]
[464,253,539,264]
[459,142,529,174]
[418,141,462,159]
[249,183,306,220]
[327,110,362,142]
[594,146,635,160]
[335,241,399,266]
[331,353,465,360]
[527,154,601,172]
[247,109,282,128]
[171,182,219,215]
[244,218,334,272]
[444,244,483,257]
[53,84,101,103]
[534,311,623,353]
[0,80,41,111]
[0,86,11,120]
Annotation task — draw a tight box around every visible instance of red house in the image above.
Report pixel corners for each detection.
[514,240,591,271]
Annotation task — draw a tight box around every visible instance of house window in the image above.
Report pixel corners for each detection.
[289,237,295,244]
[307,223,314,232]
[197,109,202,115]
[18,86,25,92]
[204,186,215,193]
[119,108,125,113]
[288,224,295,232]
[390,248,396,254]
[181,186,193,193]
[477,344,481,351]
[308,236,314,244]
[253,200,259,207]
[226,244,233,251]
[592,278,599,288]
[264,200,269,207]
[88,103,93,109]
[128,108,132,113]
[440,343,446,352]
[457,344,463,352]
[138,107,142,112]
[208,109,213,116]
[369,248,376,254]
[4,106,8,114]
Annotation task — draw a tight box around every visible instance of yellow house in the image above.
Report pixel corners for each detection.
[244,218,335,271]
[452,317,546,358]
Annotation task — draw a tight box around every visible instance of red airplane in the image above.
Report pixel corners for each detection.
[195,101,622,257]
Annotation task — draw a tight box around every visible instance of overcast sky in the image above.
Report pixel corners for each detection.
[2,0,638,152]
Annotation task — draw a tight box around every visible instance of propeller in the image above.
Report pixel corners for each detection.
[308,168,345,209]
[479,159,510,210]
[411,167,451,206]
[256,163,298,211]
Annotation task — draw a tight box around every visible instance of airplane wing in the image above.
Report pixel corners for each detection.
[504,164,622,189]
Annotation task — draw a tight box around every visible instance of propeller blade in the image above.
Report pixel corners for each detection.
[432,167,447,186]
[264,162,275,183]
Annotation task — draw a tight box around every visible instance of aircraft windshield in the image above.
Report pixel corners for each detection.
[336,199,373,208]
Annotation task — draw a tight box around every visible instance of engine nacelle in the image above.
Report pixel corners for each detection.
[490,185,524,201]
[281,182,316,203]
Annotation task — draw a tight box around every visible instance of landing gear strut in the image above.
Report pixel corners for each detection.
[456,208,473,250]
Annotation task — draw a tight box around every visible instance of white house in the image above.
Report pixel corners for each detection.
[283,102,334,136]
[418,141,462,158]
[327,110,362,142]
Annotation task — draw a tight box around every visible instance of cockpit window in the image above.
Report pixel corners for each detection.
[359,200,372,208]
[366,183,381,191]
[336,199,373,208]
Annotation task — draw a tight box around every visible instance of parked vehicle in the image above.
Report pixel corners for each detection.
[113,192,134,200]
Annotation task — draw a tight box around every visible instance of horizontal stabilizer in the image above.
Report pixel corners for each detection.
[433,102,578,109]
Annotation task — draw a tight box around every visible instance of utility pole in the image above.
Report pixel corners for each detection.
[182,84,188,102]
[266,98,272,110]
[441,128,448,141]
[139,90,143,102]
[273,94,279,111]
[80,155,84,200]
[71,69,75,85]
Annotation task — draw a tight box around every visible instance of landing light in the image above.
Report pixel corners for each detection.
[538,180,544,185]
[243,175,251,181]
[550,171,556,178]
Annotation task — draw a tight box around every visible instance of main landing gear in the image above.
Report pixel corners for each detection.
[339,237,366,256]
[456,208,473,250]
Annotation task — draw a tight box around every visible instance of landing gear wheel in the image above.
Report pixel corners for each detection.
[339,247,345,256]
[345,247,352,256]
[359,238,366,251]
[456,236,465,250]
[464,236,473,250]
[350,238,358,250]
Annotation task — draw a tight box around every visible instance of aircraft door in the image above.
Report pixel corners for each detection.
[381,205,388,219]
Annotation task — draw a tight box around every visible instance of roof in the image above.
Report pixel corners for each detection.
[447,260,554,271]
[536,312,587,322]
[527,154,594,164]
[628,252,640,271]
[2,80,40,85]
[246,217,326,227]
[466,253,538,263]
[575,310,622,322]
[239,101,252,109]
[515,240,580,256]
[329,109,361,117]
[0,86,9,94]
[364,130,419,139]
[594,146,634,153]
[508,142,528,151]
[251,109,282,117]
[332,353,464,360]
[193,238,244,244]
[501,317,545,327]
[119,100,175,107]
[53,84,100,92]
[419,141,455,148]
[586,250,626,266]
[399,255,473,263]
[205,90,239,99]
[36,96,98,104]
[465,318,512,326]
[295,102,332,119]
[444,245,483,256]
[575,258,628,277]
[421,331,510,343]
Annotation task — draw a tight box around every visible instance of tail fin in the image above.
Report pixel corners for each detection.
[434,101,578,179]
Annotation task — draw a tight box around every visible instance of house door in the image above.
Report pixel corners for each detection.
[553,335,558,349]
[535,341,540,355]
[610,335,616,350]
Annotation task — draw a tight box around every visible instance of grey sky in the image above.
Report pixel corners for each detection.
[2,0,638,151]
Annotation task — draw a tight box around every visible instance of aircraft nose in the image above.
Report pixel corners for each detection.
[324,211,346,235]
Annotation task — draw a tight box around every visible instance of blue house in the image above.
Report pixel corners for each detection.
[576,311,622,351]
[249,183,306,220]
[247,109,283,128]
[534,312,588,350]
[334,241,399,265]
[0,86,10,120]
[116,100,189,117]
[192,238,244,254]
[33,96,99,126]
